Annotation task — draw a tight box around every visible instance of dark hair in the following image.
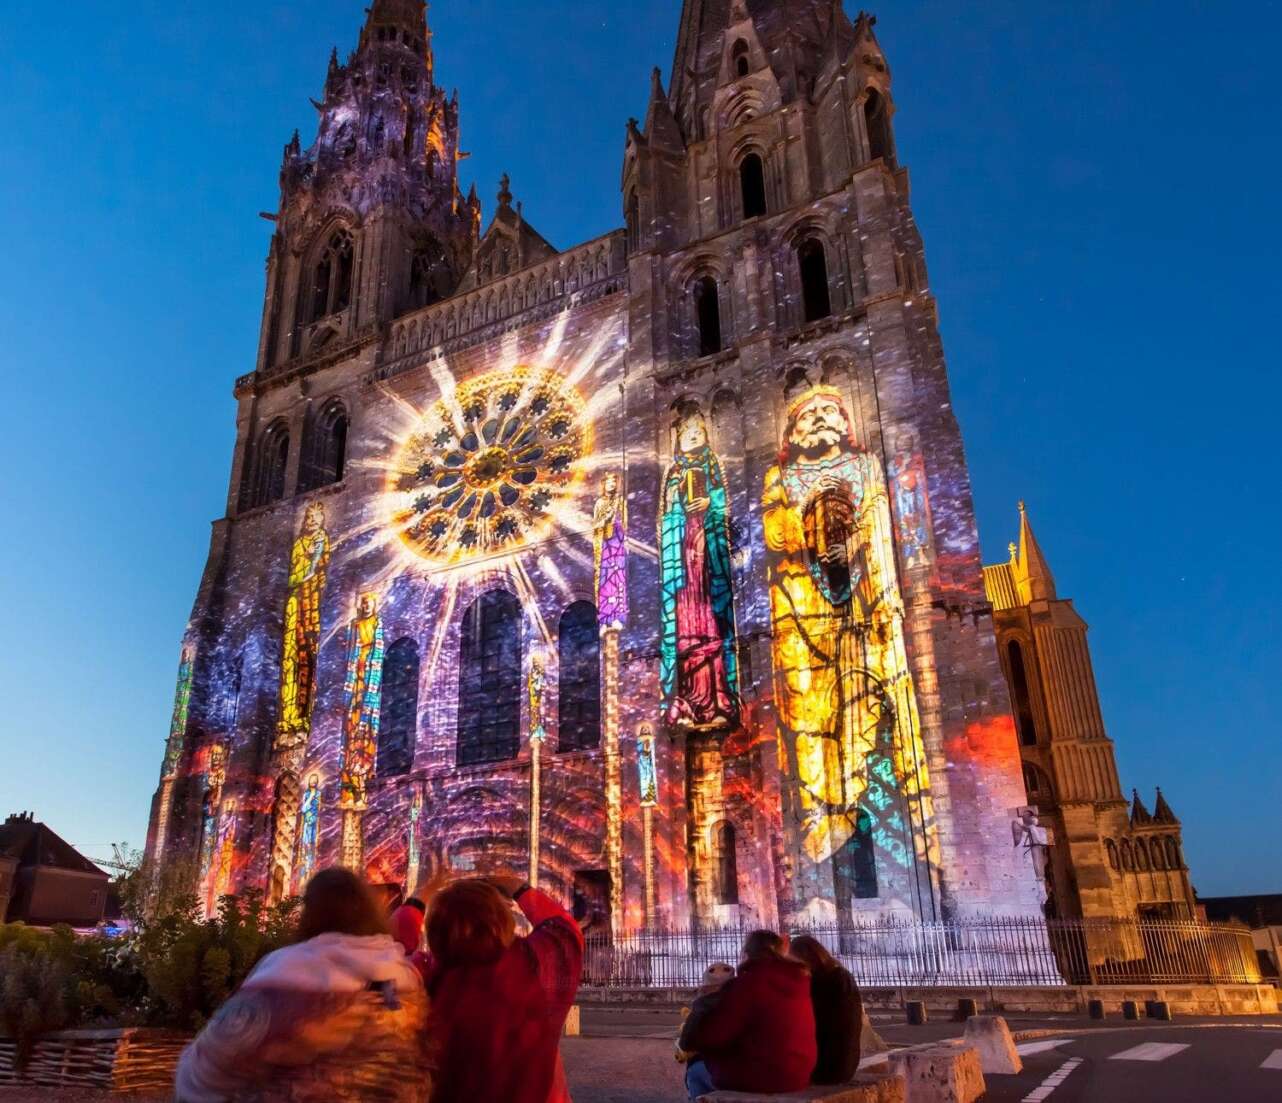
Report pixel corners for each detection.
[790,935,839,974]
[427,879,517,967]
[741,929,789,963]
[297,868,390,942]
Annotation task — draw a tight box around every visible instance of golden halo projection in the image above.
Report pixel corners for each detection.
[388,365,590,566]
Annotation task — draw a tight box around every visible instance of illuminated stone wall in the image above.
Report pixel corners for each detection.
[147,0,1048,930]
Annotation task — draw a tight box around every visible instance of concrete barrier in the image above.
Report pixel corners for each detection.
[699,1070,905,1103]
[962,1016,1022,1075]
[888,1044,985,1103]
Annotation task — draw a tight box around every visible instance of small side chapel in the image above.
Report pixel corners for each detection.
[144,0,1176,933]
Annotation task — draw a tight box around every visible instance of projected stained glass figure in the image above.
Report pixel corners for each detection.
[295,775,322,888]
[763,387,930,907]
[340,592,384,867]
[888,435,932,571]
[593,472,629,629]
[277,504,330,750]
[659,409,739,730]
[212,798,237,908]
[164,648,194,777]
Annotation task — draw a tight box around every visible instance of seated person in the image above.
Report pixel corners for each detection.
[678,931,817,1099]
[675,962,735,1070]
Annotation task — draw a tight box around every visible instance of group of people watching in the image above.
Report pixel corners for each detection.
[678,930,863,1099]
[175,866,863,1102]
[176,867,582,1102]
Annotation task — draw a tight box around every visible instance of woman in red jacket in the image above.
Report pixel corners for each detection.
[678,930,817,1098]
[395,873,583,1103]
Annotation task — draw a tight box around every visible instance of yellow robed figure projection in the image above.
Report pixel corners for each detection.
[763,387,933,907]
[276,503,331,752]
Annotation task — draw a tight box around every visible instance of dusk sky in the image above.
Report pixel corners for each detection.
[1,0,1277,895]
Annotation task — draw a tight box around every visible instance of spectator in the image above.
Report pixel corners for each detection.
[675,962,735,1069]
[394,872,583,1103]
[175,868,429,1102]
[791,935,863,1084]
[678,930,817,1098]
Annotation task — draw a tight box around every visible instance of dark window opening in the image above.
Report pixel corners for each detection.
[249,420,290,508]
[714,822,739,905]
[739,153,767,219]
[834,809,878,902]
[1007,640,1038,746]
[1166,837,1181,869]
[379,638,419,777]
[625,190,640,253]
[864,88,891,163]
[458,591,522,766]
[301,399,348,491]
[694,276,722,356]
[798,238,832,323]
[732,40,751,78]
[1106,839,1120,871]
[308,230,354,323]
[409,244,445,311]
[557,602,601,752]
[1022,764,1042,799]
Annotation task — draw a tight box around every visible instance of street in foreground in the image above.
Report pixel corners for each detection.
[1,1014,1279,1102]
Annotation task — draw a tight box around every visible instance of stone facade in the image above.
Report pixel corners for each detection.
[145,0,1050,931]
[983,506,1195,920]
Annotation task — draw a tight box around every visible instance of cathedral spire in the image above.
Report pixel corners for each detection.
[644,67,685,153]
[360,0,434,79]
[1014,501,1057,604]
[1152,788,1179,824]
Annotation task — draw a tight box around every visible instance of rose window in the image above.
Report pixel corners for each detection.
[389,366,589,565]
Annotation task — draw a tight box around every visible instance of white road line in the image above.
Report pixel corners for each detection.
[1262,1049,1282,1070]
[1016,1038,1075,1056]
[1021,1057,1082,1103]
[1108,1042,1191,1062]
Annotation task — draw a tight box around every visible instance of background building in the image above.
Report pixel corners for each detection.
[984,505,1196,920]
[144,0,1181,932]
[1,812,111,928]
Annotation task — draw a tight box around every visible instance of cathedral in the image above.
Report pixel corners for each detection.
[145,0,1188,933]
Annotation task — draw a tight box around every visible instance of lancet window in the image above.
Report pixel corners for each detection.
[301,399,348,491]
[739,153,767,219]
[379,638,419,777]
[249,419,290,509]
[694,276,723,356]
[798,238,833,322]
[458,591,523,766]
[557,602,601,752]
[306,229,354,323]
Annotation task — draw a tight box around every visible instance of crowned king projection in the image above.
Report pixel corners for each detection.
[145,0,1061,932]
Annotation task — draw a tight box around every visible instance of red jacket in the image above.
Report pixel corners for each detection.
[394,888,583,1103]
[680,956,817,1094]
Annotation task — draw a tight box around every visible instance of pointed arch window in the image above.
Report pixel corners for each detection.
[248,419,290,509]
[739,153,767,219]
[1135,839,1151,871]
[732,40,751,78]
[1121,840,1135,871]
[693,276,722,356]
[798,238,833,322]
[1151,842,1166,870]
[301,399,348,491]
[1166,837,1182,869]
[1105,839,1120,872]
[307,229,354,324]
[458,591,522,766]
[558,602,601,752]
[713,821,740,905]
[379,638,419,777]
[409,242,446,312]
[1007,640,1038,746]
[864,88,892,164]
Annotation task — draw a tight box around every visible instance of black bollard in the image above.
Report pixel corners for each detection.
[1147,1000,1173,1022]
[1122,1000,1141,1021]
[956,998,979,1021]
[1088,999,1106,1020]
[906,1001,928,1026]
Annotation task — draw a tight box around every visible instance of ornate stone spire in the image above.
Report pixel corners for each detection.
[1130,789,1154,826]
[1014,501,1057,604]
[1152,788,1179,824]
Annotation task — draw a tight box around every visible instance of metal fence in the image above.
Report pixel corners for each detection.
[582,917,1263,989]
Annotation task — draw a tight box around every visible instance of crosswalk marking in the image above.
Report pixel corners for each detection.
[1108,1042,1190,1062]
[1262,1049,1282,1070]
[1021,1057,1082,1102]
[1016,1038,1074,1056]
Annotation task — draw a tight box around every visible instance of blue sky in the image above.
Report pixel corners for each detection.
[0,1,1277,895]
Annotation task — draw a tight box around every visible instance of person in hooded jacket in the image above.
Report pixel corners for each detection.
[790,935,863,1084]
[677,930,817,1098]
[175,867,430,1103]
[393,871,583,1103]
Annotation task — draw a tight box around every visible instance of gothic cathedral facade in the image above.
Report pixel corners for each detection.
[147,0,1077,931]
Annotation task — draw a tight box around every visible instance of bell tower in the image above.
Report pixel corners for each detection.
[256,0,477,373]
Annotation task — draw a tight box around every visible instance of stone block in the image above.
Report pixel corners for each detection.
[1146,1000,1172,1022]
[699,1071,905,1103]
[905,1001,928,1025]
[562,1005,580,1037]
[962,1016,1022,1075]
[1088,999,1105,1020]
[954,998,978,1022]
[861,1009,891,1057]
[888,1044,985,1103]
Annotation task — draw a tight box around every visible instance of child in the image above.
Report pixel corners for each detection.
[675,963,736,1063]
